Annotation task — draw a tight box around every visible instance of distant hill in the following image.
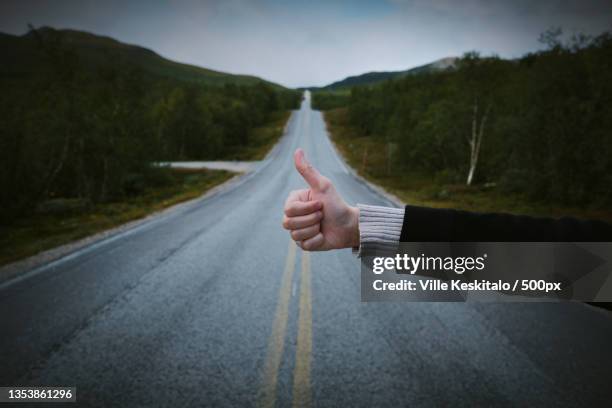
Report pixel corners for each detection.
[0,27,285,88]
[316,57,457,91]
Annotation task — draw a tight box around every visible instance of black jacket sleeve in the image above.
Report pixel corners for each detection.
[400,205,612,242]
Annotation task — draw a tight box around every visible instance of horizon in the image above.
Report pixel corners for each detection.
[2,24,463,89]
[2,0,612,88]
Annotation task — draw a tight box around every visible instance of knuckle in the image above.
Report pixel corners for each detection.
[285,191,300,207]
[284,206,295,216]
[319,177,332,191]
[282,217,290,229]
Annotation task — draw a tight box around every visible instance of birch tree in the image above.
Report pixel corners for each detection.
[460,52,498,186]
[466,99,491,186]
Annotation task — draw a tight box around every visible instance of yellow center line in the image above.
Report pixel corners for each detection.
[292,250,312,408]
[259,240,297,408]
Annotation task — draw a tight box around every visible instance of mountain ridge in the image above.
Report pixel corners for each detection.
[1,26,285,88]
[313,57,457,91]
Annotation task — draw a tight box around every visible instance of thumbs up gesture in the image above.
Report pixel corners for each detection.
[282,148,360,251]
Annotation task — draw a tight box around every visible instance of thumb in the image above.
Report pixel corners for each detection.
[294,148,323,190]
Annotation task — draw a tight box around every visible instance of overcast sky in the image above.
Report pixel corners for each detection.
[1,0,612,87]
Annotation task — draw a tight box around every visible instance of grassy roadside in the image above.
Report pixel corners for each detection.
[324,108,612,223]
[0,111,292,268]
[0,169,233,267]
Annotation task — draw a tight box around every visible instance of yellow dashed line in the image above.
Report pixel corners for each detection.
[292,250,312,408]
[259,240,297,408]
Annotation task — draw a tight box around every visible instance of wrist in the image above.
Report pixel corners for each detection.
[348,206,360,248]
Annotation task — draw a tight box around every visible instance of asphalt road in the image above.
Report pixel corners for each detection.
[1,92,612,407]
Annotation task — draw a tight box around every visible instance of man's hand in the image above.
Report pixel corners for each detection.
[282,148,359,251]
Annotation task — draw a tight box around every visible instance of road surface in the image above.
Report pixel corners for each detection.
[1,92,611,407]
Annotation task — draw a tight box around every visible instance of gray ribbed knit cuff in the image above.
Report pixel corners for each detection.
[354,204,405,256]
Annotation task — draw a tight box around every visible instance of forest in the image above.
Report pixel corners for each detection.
[314,30,612,209]
[0,28,300,222]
